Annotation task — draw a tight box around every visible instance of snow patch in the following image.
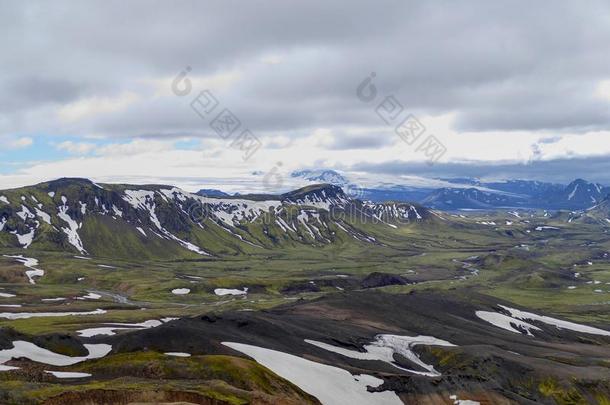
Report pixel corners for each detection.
[568,184,579,200]
[223,342,402,405]
[35,208,51,224]
[3,255,44,284]
[214,287,248,296]
[0,308,106,320]
[0,365,19,371]
[13,228,36,248]
[499,305,610,336]
[449,395,480,405]
[78,292,102,300]
[0,341,110,366]
[535,226,559,231]
[44,371,91,378]
[476,311,541,336]
[57,204,86,254]
[77,318,172,337]
[164,352,191,357]
[112,205,123,217]
[16,205,35,221]
[306,334,455,377]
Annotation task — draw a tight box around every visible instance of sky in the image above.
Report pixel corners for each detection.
[1,0,610,192]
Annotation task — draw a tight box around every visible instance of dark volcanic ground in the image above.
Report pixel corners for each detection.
[100,290,610,404]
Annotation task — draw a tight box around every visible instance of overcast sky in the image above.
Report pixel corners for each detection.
[1,0,610,191]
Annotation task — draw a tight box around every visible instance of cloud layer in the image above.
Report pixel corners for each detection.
[1,1,610,188]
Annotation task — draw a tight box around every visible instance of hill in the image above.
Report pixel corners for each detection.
[0,179,433,258]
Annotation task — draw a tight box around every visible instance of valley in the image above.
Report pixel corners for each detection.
[5,2,610,404]
[0,179,609,404]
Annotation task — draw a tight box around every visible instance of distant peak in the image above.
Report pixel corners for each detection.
[568,178,590,185]
[196,189,230,198]
[290,169,348,186]
[282,183,345,200]
[44,178,101,188]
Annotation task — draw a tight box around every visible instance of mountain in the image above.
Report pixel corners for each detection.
[291,169,609,210]
[551,179,608,209]
[422,187,528,210]
[195,189,230,198]
[0,178,432,258]
[422,180,610,211]
[290,169,348,186]
[357,186,436,204]
[440,177,482,186]
[568,195,610,225]
[423,179,610,210]
[482,179,564,198]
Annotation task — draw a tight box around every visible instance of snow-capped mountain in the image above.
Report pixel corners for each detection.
[290,170,348,186]
[422,187,528,210]
[554,179,608,208]
[0,178,432,258]
[481,180,565,198]
[421,179,609,210]
[195,189,231,198]
[292,169,609,210]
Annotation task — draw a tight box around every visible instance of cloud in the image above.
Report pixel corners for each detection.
[329,136,390,150]
[2,1,609,140]
[348,156,610,185]
[58,92,140,123]
[6,137,33,149]
[55,141,96,155]
[596,80,610,102]
[1,1,610,187]
[94,139,176,157]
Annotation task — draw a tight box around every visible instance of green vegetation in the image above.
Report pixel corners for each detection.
[1,185,610,403]
[538,378,586,405]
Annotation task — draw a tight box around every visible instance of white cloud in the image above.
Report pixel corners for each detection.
[260,54,284,65]
[57,92,140,123]
[56,141,96,155]
[147,70,243,98]
[1,124,610,191]
[94,139,176,157]
[6,137,33,149]
[1,2,610,188]
[596,80,610,102]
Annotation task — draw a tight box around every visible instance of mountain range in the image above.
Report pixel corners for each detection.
[0,178,431,258]
[290,170,610,210]
[3,176,610,258]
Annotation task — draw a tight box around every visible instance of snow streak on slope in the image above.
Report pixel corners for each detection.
[307,334,455,377]
[57,197,86,254]
[0,181,429,255]
[498,305,610,336]
[223,342,402,405]
[477,305,610,337]
[3,255,44,284]
[123,189,209,255]
[476,311,541,336]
